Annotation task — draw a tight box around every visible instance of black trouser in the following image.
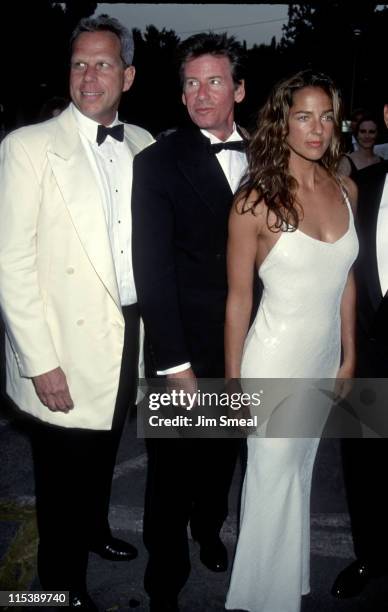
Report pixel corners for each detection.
[341,438,388,569]
[340,338,388,570]
[29,304,139,591]
[143,436,242,598]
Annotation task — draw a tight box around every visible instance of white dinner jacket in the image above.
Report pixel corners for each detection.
[0,106,153,429]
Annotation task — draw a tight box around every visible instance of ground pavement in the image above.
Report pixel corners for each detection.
[1,394,388,611]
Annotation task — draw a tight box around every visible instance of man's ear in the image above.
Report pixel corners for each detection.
[182,91,187,107]
[384,104,388,129]
[234,79,245,104]
[123,65,136,92]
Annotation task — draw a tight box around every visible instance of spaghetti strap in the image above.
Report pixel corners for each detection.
[336,175,354,217]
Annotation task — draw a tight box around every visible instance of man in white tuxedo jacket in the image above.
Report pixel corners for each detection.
[0,14,153,609]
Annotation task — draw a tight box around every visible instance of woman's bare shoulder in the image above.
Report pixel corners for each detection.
[234,189,267,217]
[231,190,270,236]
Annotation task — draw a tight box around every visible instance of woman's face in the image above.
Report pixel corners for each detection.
[356,120,378,149]
[286,86,335,162]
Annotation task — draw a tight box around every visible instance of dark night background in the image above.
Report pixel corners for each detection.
[1,1,388,139]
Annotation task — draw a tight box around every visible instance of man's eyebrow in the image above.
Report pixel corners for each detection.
[184,75,223,80]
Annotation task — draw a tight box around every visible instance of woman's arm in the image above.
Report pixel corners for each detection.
[225,199,260,379]
[338,268,357,378]
[338,175,358,379]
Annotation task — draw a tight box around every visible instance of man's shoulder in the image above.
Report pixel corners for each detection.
[134,127,201,164]
[3,115,61,149]
[133,129,175,166]
[123,122,154,149]
[1,107,75,160]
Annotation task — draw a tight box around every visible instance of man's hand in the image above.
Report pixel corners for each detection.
[334,361,355,402]
[32,367,74,413]
[166,367,198,409]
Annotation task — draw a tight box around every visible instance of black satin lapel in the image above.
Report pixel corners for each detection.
[371,291,388,344]
[356,167,387,310]
[177,130,234,216]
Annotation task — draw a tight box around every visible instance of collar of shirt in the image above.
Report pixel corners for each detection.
[200,123,243,145]
[71,102,122,145]
[70,103,136,306]
[201,124,247,194]
[375,173,388,295]
[381,173,388,205]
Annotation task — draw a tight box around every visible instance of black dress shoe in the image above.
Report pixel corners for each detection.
[149,596,180,611]
[198,536,228,572]
[89,536,138,561]
[69,591,98,611]
[331,560,378,598]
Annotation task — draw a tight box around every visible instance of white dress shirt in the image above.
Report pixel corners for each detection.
[72,103,137,306]
[158,124,247,376]
[376,174,388,296]
[374,143,388,160]
[201,124,247,193]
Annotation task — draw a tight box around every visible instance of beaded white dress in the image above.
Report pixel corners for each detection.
[225,189,358,612]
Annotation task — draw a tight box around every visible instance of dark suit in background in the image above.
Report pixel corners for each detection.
[333,160,388,598]
[343,161,388,555]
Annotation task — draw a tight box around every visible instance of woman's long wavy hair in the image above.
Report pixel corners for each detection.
[238,69,343,231]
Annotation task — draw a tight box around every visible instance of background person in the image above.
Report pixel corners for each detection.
[339,114,383,177]
[348,107,367,152]
[331,89,388,601]
[38,95,69,121]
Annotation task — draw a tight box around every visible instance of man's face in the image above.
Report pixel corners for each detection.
[182,54,245,141]
[70,30,135,126]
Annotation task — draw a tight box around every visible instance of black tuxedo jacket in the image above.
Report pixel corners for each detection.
[132,127,242,377]
[354,160,388,375]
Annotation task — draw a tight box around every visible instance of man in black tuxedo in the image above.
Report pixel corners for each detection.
[332,93,388,598]
[132,32,246,612]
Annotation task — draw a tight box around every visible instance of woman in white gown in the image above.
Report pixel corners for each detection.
[224,70,358,612]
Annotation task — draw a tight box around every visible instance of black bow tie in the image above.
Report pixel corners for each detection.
[210,140,246,154]
[96,124,124,146]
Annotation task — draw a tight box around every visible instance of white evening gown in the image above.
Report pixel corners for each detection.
[225,190,358,612]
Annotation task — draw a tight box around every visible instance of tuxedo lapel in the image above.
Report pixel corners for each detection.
[123,127,142,159]
[176,129,234,217]
[357,165,388,311]
[47,107,121,309]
